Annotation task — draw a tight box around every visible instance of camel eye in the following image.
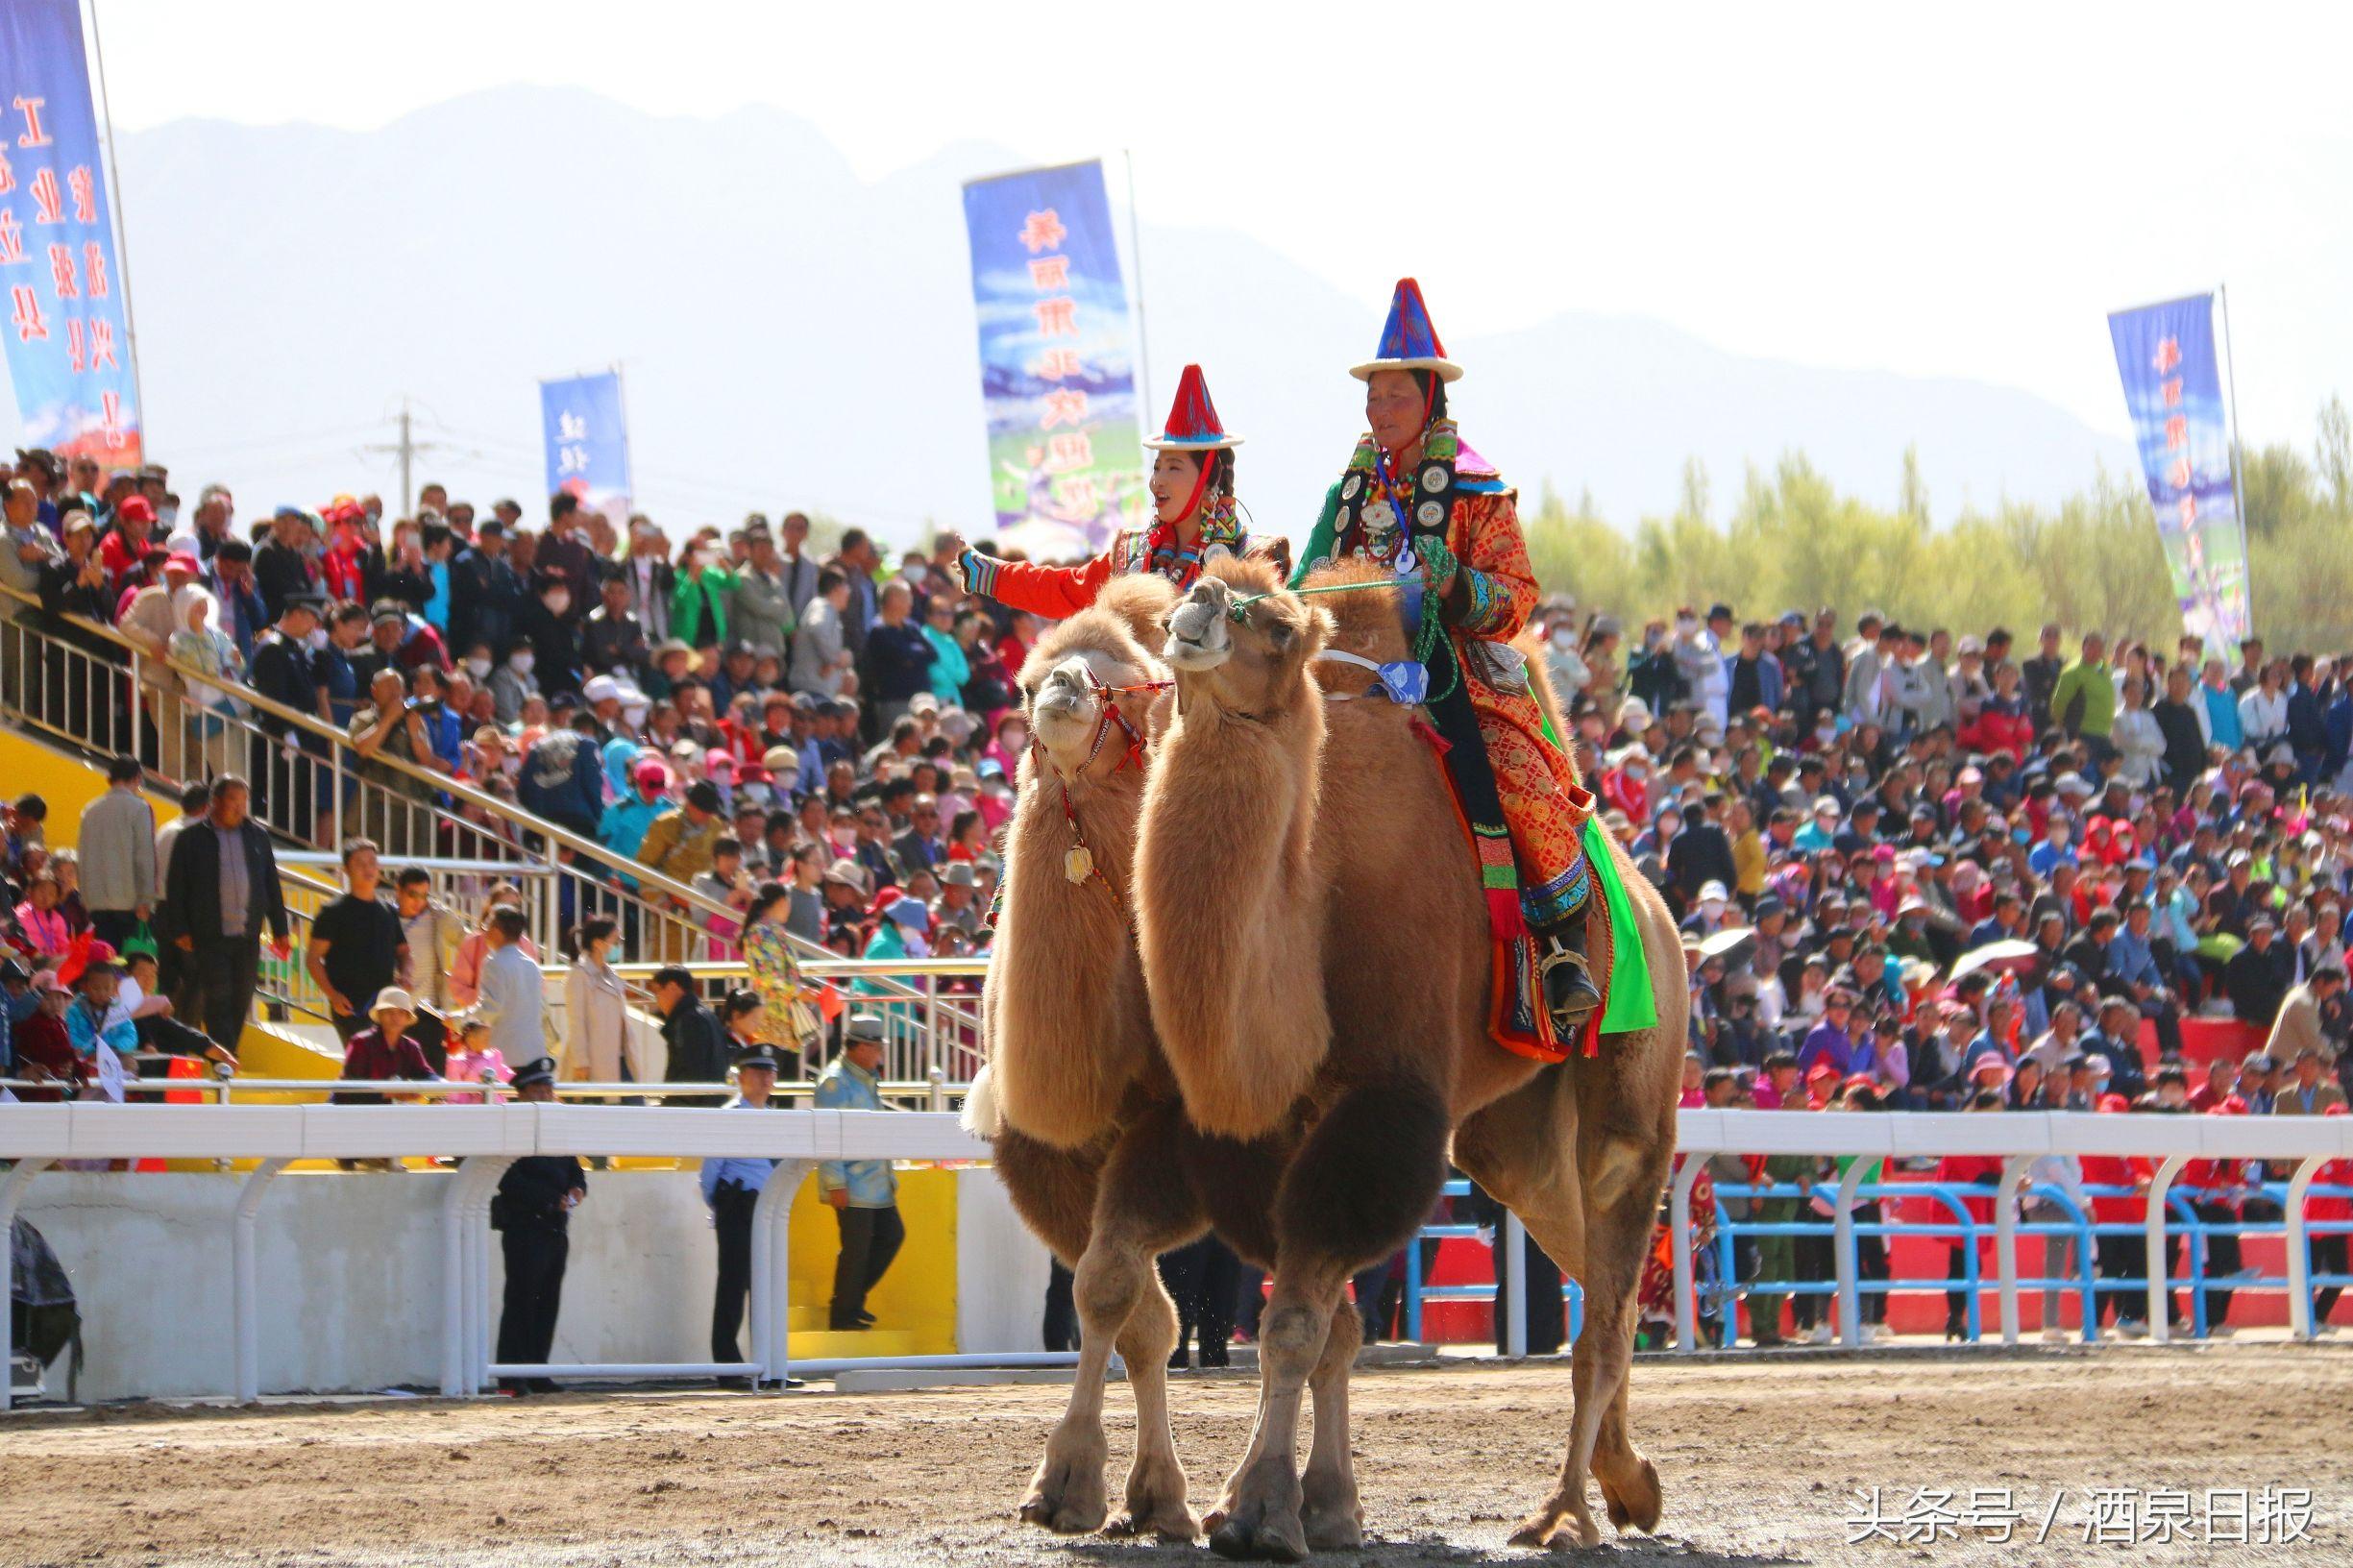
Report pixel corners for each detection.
[1267,620,1294,649]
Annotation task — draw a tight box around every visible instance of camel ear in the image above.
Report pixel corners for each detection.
[1094,574,1181,649]
[1304,605,1335,659]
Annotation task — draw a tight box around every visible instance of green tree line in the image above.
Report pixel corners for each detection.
[1523,397,2353,653]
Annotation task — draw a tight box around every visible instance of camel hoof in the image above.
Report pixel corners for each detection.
[1019,1438,1109,1535]
[1209,1478,1309,1563]
[1599,1457,1662,1534]
[1107,1506,1203,1545]
[1108,1452,1199,1542]
[1302,1507,1363,1553]
[1509,1501,1599,1553]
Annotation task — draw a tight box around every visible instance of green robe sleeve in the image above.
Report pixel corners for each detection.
[1289,480,1345,589]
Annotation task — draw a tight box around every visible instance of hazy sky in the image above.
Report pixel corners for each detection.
[90,0,2353,452]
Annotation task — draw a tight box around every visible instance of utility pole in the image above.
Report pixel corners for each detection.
[361,398,447,517]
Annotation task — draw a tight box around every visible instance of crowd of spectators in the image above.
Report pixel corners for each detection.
[1539,604,2353,1343]
[2,457,1022,1000]
[5,451,2351,1347]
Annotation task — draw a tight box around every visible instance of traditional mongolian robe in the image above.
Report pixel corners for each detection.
[1298,420,1654,1057]
[962,496,1247,622]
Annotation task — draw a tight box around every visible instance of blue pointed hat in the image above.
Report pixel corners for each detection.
[1351,277,1462,383]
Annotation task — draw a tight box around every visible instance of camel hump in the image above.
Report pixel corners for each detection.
[1092,573,1181,648]
[1300,557,1413,665]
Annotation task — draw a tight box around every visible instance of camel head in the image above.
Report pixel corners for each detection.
[1163,554,1329,719]
[1017,574,1177,781]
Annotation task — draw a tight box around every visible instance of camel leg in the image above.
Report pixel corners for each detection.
[1570,1123,1672,1536]
[1213,1077,1448,1562]
[1209,1264,1341,1563]
[1103,1271,1201,1542]
[1017,1112,1202,1536]
[1298,1300,1365,1551]
[1503,1129,1670,1549]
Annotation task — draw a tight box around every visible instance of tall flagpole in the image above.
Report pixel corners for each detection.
[612,360,635,526]
[86,0,146,455]
[2218,282,2254,636]
[1123,149,1153,423]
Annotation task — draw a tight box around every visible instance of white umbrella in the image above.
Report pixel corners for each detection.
[1698,926,1756,960]
[1949,939,2041,981]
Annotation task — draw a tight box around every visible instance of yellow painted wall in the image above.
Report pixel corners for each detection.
[785,1165,958,1354]
[0,727,181,842]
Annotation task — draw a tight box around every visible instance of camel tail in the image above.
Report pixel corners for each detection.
[961,1063,1004,1139]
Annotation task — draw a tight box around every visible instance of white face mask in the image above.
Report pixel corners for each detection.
[1551,627,1576,650]
[544,593,572,616]
[510,652,535,674]
[1676,617,1698,635]
[304,627,329,651]
[905,564,929,587]
[465,657,492,679]
[622,703,649,727]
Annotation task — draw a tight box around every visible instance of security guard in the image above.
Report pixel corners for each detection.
[700,1044,782,1384]
[492,1056,585,1394]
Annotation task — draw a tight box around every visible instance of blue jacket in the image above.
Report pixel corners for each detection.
[520,729,607,837]
[2200,683,2243,750]
[813,1054,897,1206]
[598,790,665,861]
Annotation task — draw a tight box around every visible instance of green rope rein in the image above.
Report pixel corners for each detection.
[1225,575,1459,703]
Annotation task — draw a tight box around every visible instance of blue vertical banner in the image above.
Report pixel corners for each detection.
[961,159,1145,558]
[0,0,141,469]
[2107,294,2251,649]
[539,370,631,528]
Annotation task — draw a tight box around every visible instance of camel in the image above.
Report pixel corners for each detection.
[1130,553,1687,1558]
[965,573,1210,1541]
[968,569,1354,1547]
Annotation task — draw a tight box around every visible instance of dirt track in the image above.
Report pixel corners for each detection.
[1,1347,2345,1566]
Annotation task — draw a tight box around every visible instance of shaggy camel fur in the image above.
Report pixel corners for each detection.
[969,574,1203,1540]
[1136,554,1686,1558]
[972,572,1360,1547]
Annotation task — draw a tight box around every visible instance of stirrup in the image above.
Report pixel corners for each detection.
[1538,937,1600,1031]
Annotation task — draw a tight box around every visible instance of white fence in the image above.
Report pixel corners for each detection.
[0,1103,993,1408]
[9,1106,2349,1409]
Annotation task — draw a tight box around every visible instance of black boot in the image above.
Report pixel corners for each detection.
[1539,917,1601,1037]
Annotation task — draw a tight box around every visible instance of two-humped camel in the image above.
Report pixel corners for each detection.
[975,556,1686,1558]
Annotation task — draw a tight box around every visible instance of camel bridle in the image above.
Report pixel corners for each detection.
[1027,662,1170,927]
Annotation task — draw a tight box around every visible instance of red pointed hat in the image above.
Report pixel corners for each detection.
[1352,277,1462,383]
[1140,363,1242,451]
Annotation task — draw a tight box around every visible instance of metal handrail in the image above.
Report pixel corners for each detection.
[0,577,742,938]
[0,578,976,1069]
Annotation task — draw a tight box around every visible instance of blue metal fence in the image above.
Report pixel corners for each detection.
[1403,1178,1586,1351]
[1704,1176,2353,1343]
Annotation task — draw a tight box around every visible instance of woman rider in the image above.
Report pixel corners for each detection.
[948,363,1251,614]
[1294,279,1605,1047]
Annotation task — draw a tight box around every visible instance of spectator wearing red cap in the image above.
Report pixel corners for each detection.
[95,493,158,589]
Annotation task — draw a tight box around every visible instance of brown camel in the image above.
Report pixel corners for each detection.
[967,574,1238,1542]
[1135,554,1686,1558]
[968,571,1353,1547]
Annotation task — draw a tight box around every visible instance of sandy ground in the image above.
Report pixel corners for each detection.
[2,1346,2346,1566]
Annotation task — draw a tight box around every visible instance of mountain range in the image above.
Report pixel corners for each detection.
[42,86,2135,547]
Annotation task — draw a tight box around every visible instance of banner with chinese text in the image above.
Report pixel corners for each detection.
[960,159,1144,559]
[539,370,630,529]
[0,0,141,469]
[2106,294,2250,649]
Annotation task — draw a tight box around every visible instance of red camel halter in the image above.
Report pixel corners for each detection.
[1026,666,1172,926]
